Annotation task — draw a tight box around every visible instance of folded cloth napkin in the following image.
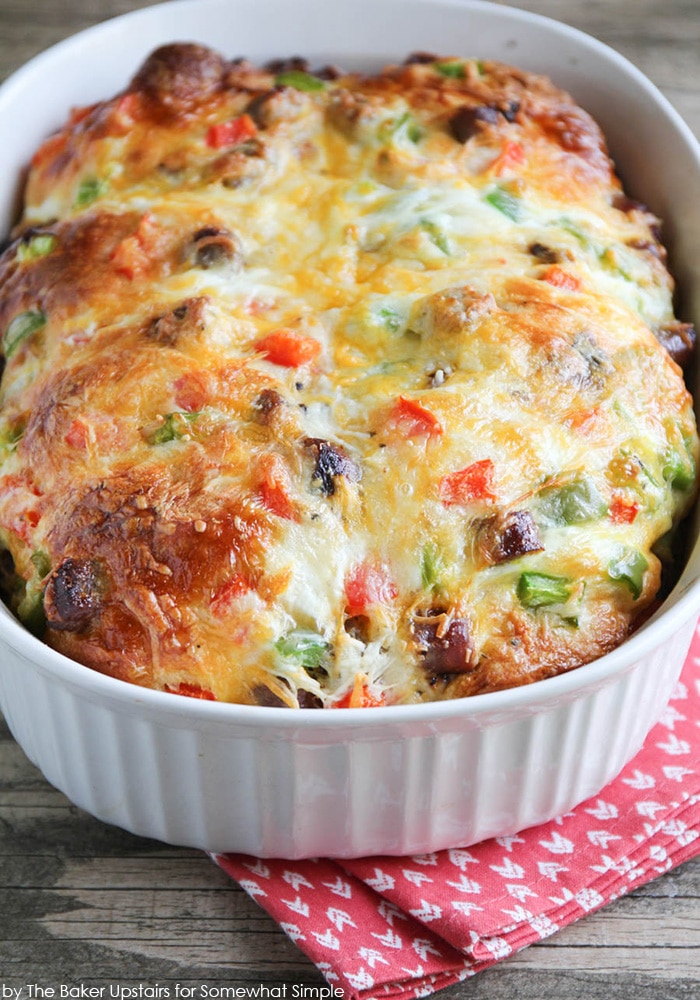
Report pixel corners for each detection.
[214,626,700,1000]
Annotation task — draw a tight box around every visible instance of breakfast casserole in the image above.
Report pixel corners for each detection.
[0,44,696,707]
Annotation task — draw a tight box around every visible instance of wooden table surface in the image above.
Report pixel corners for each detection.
[0,0,699,995]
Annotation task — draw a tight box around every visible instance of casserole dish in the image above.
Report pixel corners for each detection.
[1,0,699,858]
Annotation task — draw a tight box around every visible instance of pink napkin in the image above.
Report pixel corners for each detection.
[214,623,700,999]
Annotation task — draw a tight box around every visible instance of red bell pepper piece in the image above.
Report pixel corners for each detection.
[386,396,443,439]
[333,675,386,708]
[345,562,398,612]
[257,455,299,521]
[541,265,581,291]
[210,574,252,617]
[165,682,216,700]
[111,213,158,280]
[206,114,258,149]
[610,493,640,524]
[64,418,90,450]
[172,371,210,412]
[255,329,322,367]
[491,140,525,176]
[439,458,497,506]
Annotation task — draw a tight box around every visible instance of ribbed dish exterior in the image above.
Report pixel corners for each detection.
[0,614,694,858]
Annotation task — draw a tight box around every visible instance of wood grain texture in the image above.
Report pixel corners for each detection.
[0,0,699,996]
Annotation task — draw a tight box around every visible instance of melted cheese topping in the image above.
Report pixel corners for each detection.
[0,47,696,707]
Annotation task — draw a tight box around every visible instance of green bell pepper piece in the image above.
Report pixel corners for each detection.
[607,547,648,600]
[275,70,325,92]
[434,61,466,79]
[17,233,57,262]
[518,572,572,608]
[3,310,47,358]
[275,629,329,670]
[484,186,521,222]
[538,477,607,526]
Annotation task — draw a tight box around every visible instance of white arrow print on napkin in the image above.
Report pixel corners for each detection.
[661,819,699,846]
[506,883,537,902]
[409,901,443,922]
[537,861,569,882]
[501,904,534,924]
[322,876,352,899]
[649,844,672,873]
[480,936,512,959]
[658,704,687,730]
[657,734,691,755]
[282,896,309,917]
[402,869,434,887]
[240,860,270,879]
[587,830,622,849]
[590,854,644,879]
[549,886,575,906]
[539,831,574,854]
[671,680,688,700]
[283,870,314,891]
[411,853,439,866]
[377,899,407,926]
[358,947,390,969]
[280,923,306,943]
[584,799,618,821]
[448,848,479,870]
[412,938,442,960]
[327,908,357,932]
[530,913,559,938]
[416,985,438,999]
[575,888,605,911]
[312,929,340,951]
[663,765,693,782]
[365,868,395,892]
[345,969,374,990]
[622,769,655,790]
[401,965,425,979]
[316,963,339,983]
[589,854,626,875]
[490,857,525,879]
[496,835,526,852]
[446,874,482,894]
[239,879,266,898]
[552,811,576,825]
[452,900,484,916]
[371,927,403,949]
[635,800,666,819]
[549,886,604,910]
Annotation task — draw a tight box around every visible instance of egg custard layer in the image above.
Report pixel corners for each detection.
[0,46,697,707]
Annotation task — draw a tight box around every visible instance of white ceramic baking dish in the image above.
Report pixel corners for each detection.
[1,0,700,859]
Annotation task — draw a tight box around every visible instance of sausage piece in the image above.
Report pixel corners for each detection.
[412,613,475,674]
[188,227,243,270]
[44,558,105,632]
[146,296,210,346]
[130,43,228,118]
[304,438,361,496]
[477,510,544,565]
[449,104,500,143]
[654,321,696,369]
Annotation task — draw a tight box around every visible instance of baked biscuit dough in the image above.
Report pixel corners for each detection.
[0,46,696,706]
